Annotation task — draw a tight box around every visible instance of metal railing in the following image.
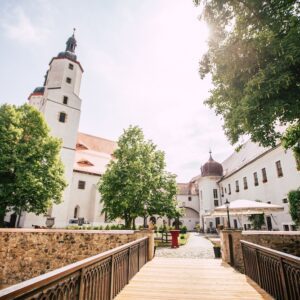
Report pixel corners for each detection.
[0,236,149,300]
[241,240,300,300]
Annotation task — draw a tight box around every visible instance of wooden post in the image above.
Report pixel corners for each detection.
[78,268,86,300]
[255,249,262,287]
[127,247,131,284]
[110,255,115,300]
[279,257,289,300]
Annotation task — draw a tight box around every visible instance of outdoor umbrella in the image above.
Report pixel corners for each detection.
[210,199,284,217]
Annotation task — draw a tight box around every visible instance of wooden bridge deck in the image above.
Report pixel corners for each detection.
[116,257,272,300]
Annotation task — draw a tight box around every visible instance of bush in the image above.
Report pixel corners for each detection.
[180,226,187,234]
[288,188,300,227]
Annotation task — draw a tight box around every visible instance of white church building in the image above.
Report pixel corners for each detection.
[6,32,300,231]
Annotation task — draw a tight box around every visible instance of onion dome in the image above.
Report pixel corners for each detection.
[58,29,77,61]
[201,150,223,177]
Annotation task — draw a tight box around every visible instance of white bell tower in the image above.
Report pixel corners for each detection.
[27,30,83,227]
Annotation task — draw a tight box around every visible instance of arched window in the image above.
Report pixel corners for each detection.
[74,205,80,218]
[59,112,67,123]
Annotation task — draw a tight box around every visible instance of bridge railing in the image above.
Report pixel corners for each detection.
[241,240,300,300]
[0,236,149,300]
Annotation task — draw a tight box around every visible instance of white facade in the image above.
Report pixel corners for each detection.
[219,144,300,231]
[188,143,300,232]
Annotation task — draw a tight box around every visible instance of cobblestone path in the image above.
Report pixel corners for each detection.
[155,232,215,259]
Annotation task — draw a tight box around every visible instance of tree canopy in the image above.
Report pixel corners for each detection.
[194,0,300,164]
[288,188,300,227]
[0,104,67,227]
[98,126,178,229]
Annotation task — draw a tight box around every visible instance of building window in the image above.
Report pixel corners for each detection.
[58,112,67,123]
[253,172,259,186]
[243,177,248,190]
[66,77,72,84]
[74,205,80,218]
[228,184,231,195]
[276,160,283,177]
[78,180,86,189]
[283,224,289,231]
[235,180,239,192]
[233,219,238,229]
[214,200,219,207]
[221,187,224,197]
[262,168,268,183]
[225,187,227,193]
[213,189,218,199]
[188,196,192,201]
[282,198,288,204]
[63,96,68,105]
[69,63,74,70]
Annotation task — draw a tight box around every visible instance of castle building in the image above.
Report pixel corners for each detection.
[6,32,300,231]
[191,143,300,232]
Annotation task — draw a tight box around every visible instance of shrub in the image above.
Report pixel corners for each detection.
[288,188,300,227]
[180,226,187,234]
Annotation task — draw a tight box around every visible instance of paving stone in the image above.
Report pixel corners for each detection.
[155,232,215,259]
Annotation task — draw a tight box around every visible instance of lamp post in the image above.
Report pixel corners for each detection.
[225,199,231,229]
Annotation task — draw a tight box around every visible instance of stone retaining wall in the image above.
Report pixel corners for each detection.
[0,228,152,286]
[220,230,300,272]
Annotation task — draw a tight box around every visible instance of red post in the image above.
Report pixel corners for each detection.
[170,230,180,248]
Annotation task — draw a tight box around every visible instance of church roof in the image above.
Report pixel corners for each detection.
[73,132,117,176]
[177,182,198,195]
[76,132,117,155]
[221,140,277,180]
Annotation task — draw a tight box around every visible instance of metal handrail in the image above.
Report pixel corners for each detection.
[241,239,300,300]
[0,236,149,300]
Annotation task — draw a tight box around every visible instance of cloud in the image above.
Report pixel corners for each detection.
[1,6,50,45]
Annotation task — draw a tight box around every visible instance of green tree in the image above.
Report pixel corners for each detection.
[194,0,300,161]
[0,104,67,227]
[248,214,265,230]
[288,188,300,227]
[98,126,177,229]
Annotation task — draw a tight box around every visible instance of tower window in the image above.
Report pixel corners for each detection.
[69,63,74,70]
[63,96,68,105]
[188,196,192,201]
[213,189,218,199]
[78,180,86,189]
[253,172,259,186]
[276,161,283,177]
[66,77,72,84]
[58,112,67,123]
[235,180,239,192]
[243,177,248,190]
[262,168,268,183]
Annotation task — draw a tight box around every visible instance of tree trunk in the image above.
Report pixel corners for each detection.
[16,209,22,228]
[125,217,132,229]
[0,206,7,228]
[132,218,136,230]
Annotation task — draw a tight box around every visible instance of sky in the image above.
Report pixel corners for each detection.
[0,0,234,182]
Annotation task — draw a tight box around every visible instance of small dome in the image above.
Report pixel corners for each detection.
[57,51,77,61]
[201,151,223,177]
[33,87,45,93]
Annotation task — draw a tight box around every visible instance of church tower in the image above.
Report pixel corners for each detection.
[27,30,83,227]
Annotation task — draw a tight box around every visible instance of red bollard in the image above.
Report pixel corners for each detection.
[170,230,180,248]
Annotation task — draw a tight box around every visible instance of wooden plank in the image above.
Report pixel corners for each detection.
[115,257,272,300]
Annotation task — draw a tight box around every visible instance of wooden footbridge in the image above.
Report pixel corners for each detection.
[1,235,299,299]
[115,257,271,300]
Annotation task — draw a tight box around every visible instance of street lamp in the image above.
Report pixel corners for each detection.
[225,199,231,229]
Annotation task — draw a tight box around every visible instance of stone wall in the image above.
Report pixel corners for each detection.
[220,230,300,273]
[0,228,152,286]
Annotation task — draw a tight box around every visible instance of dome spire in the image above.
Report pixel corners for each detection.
[209,148,213,160]
[65,28,77,53]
